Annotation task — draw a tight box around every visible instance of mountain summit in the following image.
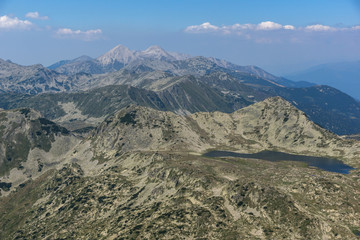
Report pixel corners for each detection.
[52,44,188,74]
[138,45,176,61]
[97,44,136,65]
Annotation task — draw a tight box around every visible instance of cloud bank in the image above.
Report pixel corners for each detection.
[56,28,102,41]
[185,21,360,34]
[0,15,32,30]
[25,12,49,20]
[0,12,103,41]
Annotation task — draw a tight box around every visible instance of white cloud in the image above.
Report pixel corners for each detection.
[56,28,102,41]
[225,23,255,30]
[184,22,219,33]
[183,21,360,45]
[184,22,360,35]
[25,12,49,20]
[283,25,295,30]
[0,15,32,30]
[304,24,335,32]
[257,21,283,30]
[185,21,297,34]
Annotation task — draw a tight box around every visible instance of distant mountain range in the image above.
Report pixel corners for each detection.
[285,61,360,100]
[48,45,191,75]
[0,45,310,94]
[47,55,94,70]
[0,58,77,95]
[1,44,360,135]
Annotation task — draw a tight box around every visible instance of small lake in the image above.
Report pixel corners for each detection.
[203,150,355,174]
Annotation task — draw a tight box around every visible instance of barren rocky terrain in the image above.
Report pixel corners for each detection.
[0,97,359,239]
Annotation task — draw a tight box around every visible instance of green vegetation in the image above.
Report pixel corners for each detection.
[119,111,137,125]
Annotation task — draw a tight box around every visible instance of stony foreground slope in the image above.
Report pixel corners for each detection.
[0,97,360,239]
[0,108,80,195]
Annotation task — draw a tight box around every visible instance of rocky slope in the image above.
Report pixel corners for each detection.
[48,55,94,70]
[0,59,76,95]
[1,97,360,239]
[91,97,360,164]
[276,85,360,135]
[0,81,249,131]
[2,44,360,135]
[1,72,360,135]
[0,108,79,196]
[3,151,360,239]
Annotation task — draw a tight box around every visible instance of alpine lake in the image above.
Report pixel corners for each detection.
[203,150,355,174]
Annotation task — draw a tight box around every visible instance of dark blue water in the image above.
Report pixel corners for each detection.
[203,150,355,174]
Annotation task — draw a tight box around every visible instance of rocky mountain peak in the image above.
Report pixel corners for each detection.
[236,96,305,123]
[97,44,135,65]
[139,45,176,60]
[73,55,93,62]
[143,45,166,53]
[91,96,345,160]
[93,105,197,153]
[262,96,293,107]
[0,58,19,70]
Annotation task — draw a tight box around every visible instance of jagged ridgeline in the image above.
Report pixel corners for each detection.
[1,45,360,135]
[1,78,360,135]
[0,97,360,239]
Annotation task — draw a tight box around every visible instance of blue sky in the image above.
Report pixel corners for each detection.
[0,0,360,74]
